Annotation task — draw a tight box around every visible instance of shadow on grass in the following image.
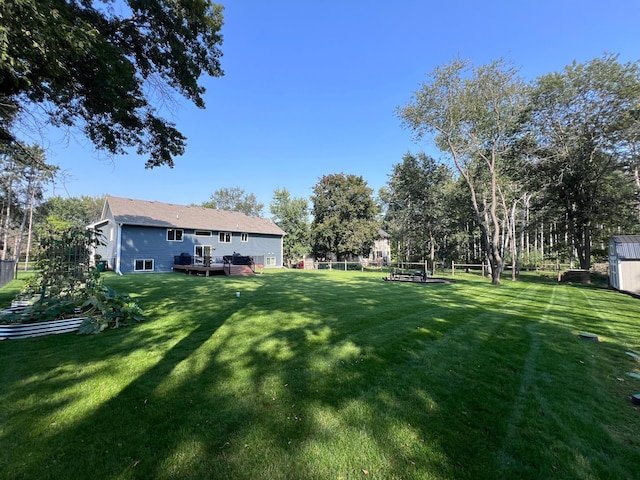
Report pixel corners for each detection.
[1,271,640,479]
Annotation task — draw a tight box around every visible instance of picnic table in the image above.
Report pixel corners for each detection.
[385,268,431,282]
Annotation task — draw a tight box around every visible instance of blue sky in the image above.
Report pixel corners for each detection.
[30,0,640,215]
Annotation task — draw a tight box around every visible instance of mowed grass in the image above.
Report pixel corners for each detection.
[1,269,640,479]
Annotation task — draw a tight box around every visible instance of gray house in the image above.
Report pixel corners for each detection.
[609,235,640,294]
[92,195,285,274]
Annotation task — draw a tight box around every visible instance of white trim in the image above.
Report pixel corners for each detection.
[167,228,184,242]
[134,259,154,272]
[218,232,232,243]
[115,223,123,275]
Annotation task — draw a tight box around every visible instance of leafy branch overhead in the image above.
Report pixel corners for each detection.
[0,0,225,168]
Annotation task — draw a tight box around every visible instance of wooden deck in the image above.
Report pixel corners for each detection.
[173,263,256,277]
[173,263,225,277]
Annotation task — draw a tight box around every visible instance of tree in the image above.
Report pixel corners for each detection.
[398,58,527,284]
[269,188,309,266]
[202,187,264,216]
[380,152,453,267]
[522,54,640,270]
[38,195,105,230]
[1,0,224,168]
[0,143,57,263]
[310,173,379,261]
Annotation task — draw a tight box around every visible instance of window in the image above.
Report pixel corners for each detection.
[134,259,154,271]
[219,232,232,243]
[195,230,212,237]
[167,229,183,242]
[241,233,249,242]
[266,256,276,266]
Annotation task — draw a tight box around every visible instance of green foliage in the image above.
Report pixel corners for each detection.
[78,285,144,334]
[522,54,640,270]
[37,195,105,231]
[4,225,143,330]
[381,152,454,263]
[202,187,264,216]
[398,58,528,284]
[34,226,102,300]
[270,188,309,264]
[1,0,224,167]
[310,173,380,261]
[0,142,58,261]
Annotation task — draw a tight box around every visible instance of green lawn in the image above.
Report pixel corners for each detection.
[1,270,640,479]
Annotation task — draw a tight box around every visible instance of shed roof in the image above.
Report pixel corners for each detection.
[103,195,286,236]
[610,235,640,260]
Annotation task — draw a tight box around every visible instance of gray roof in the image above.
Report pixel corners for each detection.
[610,235,640,260]
[103,195,285,236]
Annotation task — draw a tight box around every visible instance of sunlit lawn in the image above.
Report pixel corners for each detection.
[1,269,640,479]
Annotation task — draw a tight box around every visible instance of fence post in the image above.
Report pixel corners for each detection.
[344,260,347,271]
[452,261,455,276]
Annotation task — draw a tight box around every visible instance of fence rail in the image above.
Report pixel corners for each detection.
[0,260,16,289]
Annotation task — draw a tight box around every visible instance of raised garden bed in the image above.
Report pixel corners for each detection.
[0,317,85,340]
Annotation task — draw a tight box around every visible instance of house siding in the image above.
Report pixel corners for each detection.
[116,226,283,274]
[93,196,285,274]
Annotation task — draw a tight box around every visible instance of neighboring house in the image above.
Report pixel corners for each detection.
[609,235,640,294]
[91,195,285,274]
[363,229,391,266]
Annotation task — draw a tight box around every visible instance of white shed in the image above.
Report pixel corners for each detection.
[608,235,640,294]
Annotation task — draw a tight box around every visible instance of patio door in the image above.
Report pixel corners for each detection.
[194,245,214,265]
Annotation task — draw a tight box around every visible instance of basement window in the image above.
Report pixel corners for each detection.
[134,259,154,272]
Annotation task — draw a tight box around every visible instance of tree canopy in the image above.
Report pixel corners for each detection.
[202,187,264,216]
[398,58,527,284]
[310,173,379,261]
[1,0,224,168]
[380,152,453,265]
[270,188,309,266]
[38,195,105,231]
[521,54,640,269]
[0,142,57,261]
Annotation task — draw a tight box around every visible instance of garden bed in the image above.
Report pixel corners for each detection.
[0,317,85,340]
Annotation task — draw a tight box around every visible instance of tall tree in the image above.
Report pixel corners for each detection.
[310,173,379,261]
[0,143,57,262]
[522,54,640,270]
[398,58,527,284]
[1,0,224,168]
[202,187,264,216]
[381,152,453,266]
[270,188,309,266]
